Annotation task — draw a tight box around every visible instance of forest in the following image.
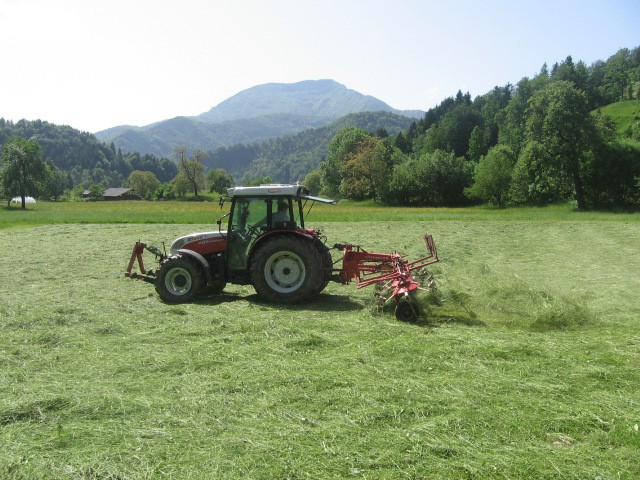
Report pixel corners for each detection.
[308,48,640,209]
[1,46,639,208]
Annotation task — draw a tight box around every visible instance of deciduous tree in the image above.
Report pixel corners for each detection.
[174,147,205,197]
[126,170,160,199]
[206,168,234,194]
[303,169,322,196]
[171,172,191,197]
[465,145,516,207]
[319,126,369,197]
[525,81,594,209]
[0,136,46,208]
[338,136,390,201]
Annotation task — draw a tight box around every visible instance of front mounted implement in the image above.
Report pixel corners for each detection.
[125,242,164,284]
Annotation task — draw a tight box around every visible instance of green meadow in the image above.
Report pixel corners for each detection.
[1,201,639,479]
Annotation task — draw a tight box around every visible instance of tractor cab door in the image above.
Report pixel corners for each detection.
[227,197,267,276]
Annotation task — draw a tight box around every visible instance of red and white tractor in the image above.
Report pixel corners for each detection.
[126,184,439,321]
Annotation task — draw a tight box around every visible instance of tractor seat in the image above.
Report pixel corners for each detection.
[274,221,297,230]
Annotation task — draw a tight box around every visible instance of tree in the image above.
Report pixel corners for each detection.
[509,141,572,205]
[87,184,104,200]
[0,136,46,209]
[126,170,160,199]
[386,150,473,206]
[418,104,483,157]
[465,145,516,207]
[303,169,322,196]
[153,182,175,200]
[206,168,234,194]
[320,126,370,197]
[171,172,191,197]
[245,176,273,186]
[584,140,640,207]
[339,136,391,201]
[525,81,594,209]
[497,72,550,157]
[42,162,69,201]
[174,147,205,197]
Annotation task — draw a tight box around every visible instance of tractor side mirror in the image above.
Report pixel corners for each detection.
[217,212,230,233]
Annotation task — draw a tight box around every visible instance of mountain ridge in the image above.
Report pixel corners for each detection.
[95,79,423,156]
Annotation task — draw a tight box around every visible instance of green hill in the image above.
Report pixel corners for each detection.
[597,100,640,141]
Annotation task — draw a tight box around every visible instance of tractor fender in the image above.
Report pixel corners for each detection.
[176,249,212,285]
[248,230,318,266]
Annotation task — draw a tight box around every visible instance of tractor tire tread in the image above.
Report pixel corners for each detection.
[251,235,324,304]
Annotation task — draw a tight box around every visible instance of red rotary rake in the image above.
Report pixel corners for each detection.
[333,233,439,321]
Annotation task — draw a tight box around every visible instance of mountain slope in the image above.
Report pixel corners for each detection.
[95,79,423,157]
[197,79,412,123]
[204,111,416,183]
[597,100,640,142]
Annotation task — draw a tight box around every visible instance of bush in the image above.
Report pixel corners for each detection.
[385,150,473,206]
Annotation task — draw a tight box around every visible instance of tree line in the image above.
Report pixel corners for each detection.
[308,48,640,209]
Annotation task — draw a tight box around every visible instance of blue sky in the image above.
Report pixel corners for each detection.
[1,0,638,133]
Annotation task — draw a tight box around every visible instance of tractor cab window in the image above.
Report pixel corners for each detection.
[230,197,267,234]
[230,196,295,232]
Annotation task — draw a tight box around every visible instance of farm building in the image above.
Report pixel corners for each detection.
[82,188,142,200]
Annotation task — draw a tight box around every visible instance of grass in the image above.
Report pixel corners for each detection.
[1,204,639,478]
[598,100,640,137]
[2,199,639,229]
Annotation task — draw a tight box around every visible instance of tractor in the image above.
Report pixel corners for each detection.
[126,184,439,321]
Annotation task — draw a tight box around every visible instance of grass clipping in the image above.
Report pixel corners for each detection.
[400,267,599,331]
[529,297,596,331]
[482,273,599,331]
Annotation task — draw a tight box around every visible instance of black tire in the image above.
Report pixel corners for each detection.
[395,299,421,322]
[316,243,333,294]
[251,235,324,304]
[155,255,204,303]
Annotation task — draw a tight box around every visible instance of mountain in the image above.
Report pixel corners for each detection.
[204,111,416,183]
[95,80,423,157]
[197,79,421,123]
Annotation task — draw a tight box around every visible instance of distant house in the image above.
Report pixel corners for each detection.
[82,188,142,200]
[104,188,141,200]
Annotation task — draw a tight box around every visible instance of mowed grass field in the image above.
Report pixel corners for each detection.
[1,201,639,479]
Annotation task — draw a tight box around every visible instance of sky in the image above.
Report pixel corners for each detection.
[1,0,639,133]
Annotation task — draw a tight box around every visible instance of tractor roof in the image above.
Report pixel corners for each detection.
[227,184,336,204]
[227,184,305,197]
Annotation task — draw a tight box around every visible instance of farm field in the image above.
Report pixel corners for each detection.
[1,202,639,478]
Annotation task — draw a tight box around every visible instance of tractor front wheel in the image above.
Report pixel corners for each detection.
[251,236,323,304]
[155,255,204,303]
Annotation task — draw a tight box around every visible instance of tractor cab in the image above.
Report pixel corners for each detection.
[224,184,332,281]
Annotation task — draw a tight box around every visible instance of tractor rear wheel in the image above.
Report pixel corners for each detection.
[155,255,204,303]
[251,235,323,304]
[316,244,333,294]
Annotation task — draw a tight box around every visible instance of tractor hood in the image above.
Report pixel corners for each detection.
[170,231,227,254]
